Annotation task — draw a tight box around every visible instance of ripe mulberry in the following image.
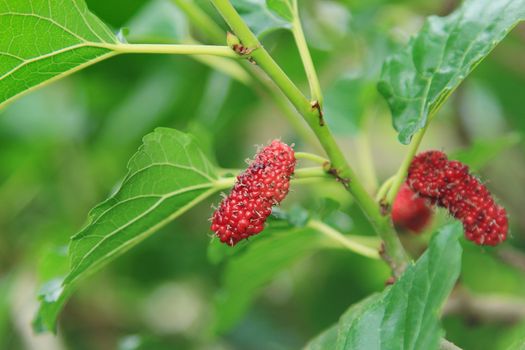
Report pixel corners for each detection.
[210,140,296,246]
[392,183,433,233]
[407,150,508,246]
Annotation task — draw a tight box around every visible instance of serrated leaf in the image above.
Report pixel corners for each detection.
[34,128,220,333]
[232,0,292,37]
[304,223,463,350]
[0,0,120,109]
[378,0,525,144]
[213,227,322,334]
[266,0,293,22]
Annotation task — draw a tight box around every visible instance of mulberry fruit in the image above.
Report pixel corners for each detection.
[210,140,296,246]
[407,150,508,246]
[392,183,433,233]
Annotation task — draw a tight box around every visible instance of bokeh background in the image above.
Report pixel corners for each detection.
[1,0,525,349]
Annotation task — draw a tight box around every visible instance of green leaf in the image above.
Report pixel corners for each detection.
[213,226,322,334]
[34,128,220,333]
[378,0,525,144]
[0,0,120,109]
[304,223,463,350]
[304,324,338,350]
[265,0,293,22]
[232,0,292,37]
[450,133,521,171]
[305,294,381,350]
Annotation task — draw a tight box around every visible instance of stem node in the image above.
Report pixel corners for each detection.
[311,100,324,126]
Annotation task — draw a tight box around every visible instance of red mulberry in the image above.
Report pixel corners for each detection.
[407,150,508,246]
[210,140,296,246]
[392,183,433,233]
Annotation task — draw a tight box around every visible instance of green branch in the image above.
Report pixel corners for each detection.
[109,43,238,58]
[173,0,320,149]
[291,0,323,105]
[308,220,380,259]
[295,152,329,165]
[209,0,409,276]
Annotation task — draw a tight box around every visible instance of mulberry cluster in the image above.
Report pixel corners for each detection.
[392,183,433,233]
[407,150,508,246]
[210,140,296,246]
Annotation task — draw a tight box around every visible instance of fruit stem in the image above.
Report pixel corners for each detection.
[385,126,427,208]
[210,0,409,276]
[376,176,395,203]
[308,220,380,259]
[295,152,329,165]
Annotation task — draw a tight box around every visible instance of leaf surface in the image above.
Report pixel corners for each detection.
[304,223,463,350]
[378,0,525,144]
[0,0,120,109]
[34,128,220,332]
[266,0,293,22]
[212,227,322,334]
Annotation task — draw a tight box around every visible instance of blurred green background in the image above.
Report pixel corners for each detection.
[1,0,525,349]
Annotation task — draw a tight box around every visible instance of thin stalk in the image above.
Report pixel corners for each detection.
[385,126,427,207]
[173,0,320,149]
[375,176,395,203]
[294,166,327,178]
[308,220,380,259]
[209,0,409,276]
[295,152,328,165]
[291,0,323,105]
[109,43,238,58]
[213,177,236,190]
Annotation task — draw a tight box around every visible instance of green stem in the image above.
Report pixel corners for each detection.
[109,43,238,58]
[291,0,323,105]
[294,166,327,178]
[385,127,427,207]
[375,176,395,203]
[173,0,320,149]
[182,38,252,84]
[308,220,380,259]
[210,0,409,276]
[295,152,328,165]
[171,0,225,44]
[213,177,236,190]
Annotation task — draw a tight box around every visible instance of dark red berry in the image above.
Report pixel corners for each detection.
[392,183,433,233]
[210,140,296,246]
[407,150,508,246]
